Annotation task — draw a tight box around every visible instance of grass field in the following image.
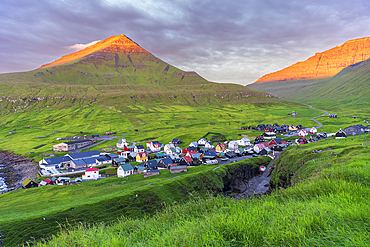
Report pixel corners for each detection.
[0,157,269,246]
[0,102,323,161]
[248,58,370,113]
[31,135,370,247]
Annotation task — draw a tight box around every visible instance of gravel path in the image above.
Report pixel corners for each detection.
[304,104,328,129]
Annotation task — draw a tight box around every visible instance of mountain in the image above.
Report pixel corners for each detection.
[39,35,149,69]
[0,34,281,114]
[249,57,370,111]
[253,37,370,84]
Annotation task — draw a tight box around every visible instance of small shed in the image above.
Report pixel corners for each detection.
[144,170,160,178]
[170,165,188,174]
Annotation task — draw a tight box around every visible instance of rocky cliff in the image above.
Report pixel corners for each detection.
[39,34,149,69]
[254,37,370,83]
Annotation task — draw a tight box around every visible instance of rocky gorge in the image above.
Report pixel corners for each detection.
[0,151,38,193]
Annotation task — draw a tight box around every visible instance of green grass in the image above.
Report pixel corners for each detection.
[248,58,370,114]
[29,137,370,247]
[0,157,269,247]
[0,102,321,161]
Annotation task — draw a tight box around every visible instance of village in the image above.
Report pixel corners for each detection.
[19,119,370,189]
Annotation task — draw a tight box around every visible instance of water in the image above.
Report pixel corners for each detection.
[0,165,8,193]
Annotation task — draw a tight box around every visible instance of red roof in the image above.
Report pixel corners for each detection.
[183,156,193,162]
[86,168,99,172]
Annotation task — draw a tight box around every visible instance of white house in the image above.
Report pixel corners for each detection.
[116,135,128,149]
[205,141,214,149]
[164,143,175,153]
[169,153,180,161]
[237,137,251,146]
[175,147,182,154]
[254,143,269,153]
[117,164,134,177]
[82,168,100,180]
[228,141,238,150]
[134,145,145,153]
[189,142,198,148]
[197,138,207,146]
[147,141,162,152]
[298,129,308,137]
[310,127,317,134]
[165,147,176,155]
[262,132,276,139]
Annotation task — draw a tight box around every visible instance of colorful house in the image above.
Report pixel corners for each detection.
[21,178,38,189]
[268,138,283,146]
[254,142,270,153]
[289,125,298,131]
[82,168,100,180]
[215,143,227,153]
[136,152,148,163]
[147,141,162,152]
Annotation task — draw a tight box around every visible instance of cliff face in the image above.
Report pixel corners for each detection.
[39,34,149,69]
[254,37,370,83]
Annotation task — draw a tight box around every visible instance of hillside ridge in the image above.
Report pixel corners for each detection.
[254,36,370,83]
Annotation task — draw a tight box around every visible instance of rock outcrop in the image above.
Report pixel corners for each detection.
[39,34,149,69]
[254,37,370,83]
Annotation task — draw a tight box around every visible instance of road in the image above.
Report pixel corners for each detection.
[305,104,329,129]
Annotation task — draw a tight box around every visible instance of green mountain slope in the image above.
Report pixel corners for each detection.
[248,58,370,111]
[0,35,281,115]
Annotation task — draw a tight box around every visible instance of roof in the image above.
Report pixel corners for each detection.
[152,141,160,144]
[63,139,92,145]
[192,153,202,159]
[86,168,99,172]
[204,151,217,156]
[114,157,126,163]
[137,152,148,158]
[146,169,160,173]
[160,158,173,165]
[256,143,269,148]
[120,164,133,171]
[97,156,109,162]
[72,159,87,166]
[83,157,98,165]
[106,153,119,159]
[43,156,71,165]
[156,153,167,157]
[137,166,146,170]
[136,145,144,149]
[68,150,101,160]
[22,178,34,187]
[183,156,193,162]
[172,138,181,143]
[146,160,158,168]
[171,165,187,170]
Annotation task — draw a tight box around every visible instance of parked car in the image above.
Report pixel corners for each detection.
[221,157,229,161]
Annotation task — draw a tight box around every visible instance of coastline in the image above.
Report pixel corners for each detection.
[0,150,38,193]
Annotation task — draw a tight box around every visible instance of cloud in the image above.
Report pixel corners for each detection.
[0,0,370,83]
[65,40,100,50]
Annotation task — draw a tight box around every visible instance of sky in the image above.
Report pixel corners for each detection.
[1,0,370,85]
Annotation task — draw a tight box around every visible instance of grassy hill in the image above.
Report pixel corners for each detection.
[0,35,280,116]
[248,58,370,113]
[0,157,269,247]
[31,135,370,246]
